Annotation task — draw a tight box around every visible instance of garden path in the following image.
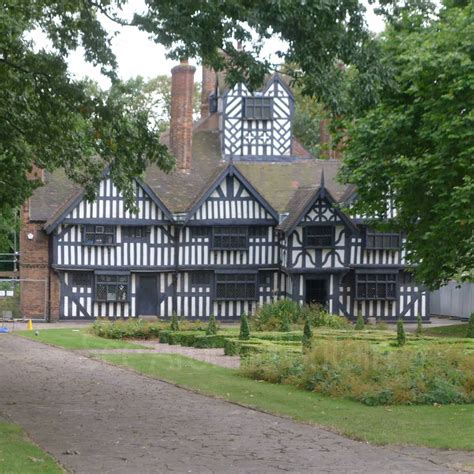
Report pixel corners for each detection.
[0,335,472,474]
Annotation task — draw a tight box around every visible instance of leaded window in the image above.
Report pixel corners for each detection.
[304,225,334,248]
[249,226,268,238]
[95,275,129,302]
[212,226,248,250]
[71,272,93,288]
[215,273,257,300]
[122,226,148,242]
[190,227,211,239]
[258,271,273,286]
[190,271,212,286]
[356,273,397,300]
[366,228,400,249]
[243,97,273,120]
[83,225,115,245]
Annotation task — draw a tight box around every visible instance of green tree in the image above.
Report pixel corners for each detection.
[397,319,406,346]
[1,0,385,234]
[239,313,250,341]
[280,312,291,332]
[340,1,474,288]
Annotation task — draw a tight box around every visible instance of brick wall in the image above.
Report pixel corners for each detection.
[19,200,59,320]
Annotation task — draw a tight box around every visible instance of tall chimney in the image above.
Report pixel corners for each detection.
[200,66,217,118]
[170,59,196,172]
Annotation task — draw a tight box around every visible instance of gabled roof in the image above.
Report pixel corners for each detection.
[277,174,358,235]
[44,176,173,234]
[185,163,279,223]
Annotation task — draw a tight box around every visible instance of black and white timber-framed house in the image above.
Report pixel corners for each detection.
[20,61,429,322]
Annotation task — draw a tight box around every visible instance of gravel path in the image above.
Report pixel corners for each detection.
[0,335,472,473]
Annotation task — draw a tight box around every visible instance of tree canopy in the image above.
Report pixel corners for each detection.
[0,0,382,218]
[340,1,473,288]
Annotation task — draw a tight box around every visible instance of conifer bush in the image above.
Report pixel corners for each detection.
[467,313,474,338]
[206,314,218,335]
[170,313,180,331]
[415,314,424,337]
[397,318,406,346]
[354,313,365,330]
[239,313,250,340]
[302,317,313,351]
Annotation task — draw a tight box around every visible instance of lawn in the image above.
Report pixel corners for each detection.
[15,328,150,350]
[97,352,474,451]
[0,422,63,473]
[424,323,469,338]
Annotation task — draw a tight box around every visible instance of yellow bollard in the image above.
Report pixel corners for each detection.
[27,319,33,331]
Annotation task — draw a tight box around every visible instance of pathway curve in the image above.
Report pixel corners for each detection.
[0,335,472,473]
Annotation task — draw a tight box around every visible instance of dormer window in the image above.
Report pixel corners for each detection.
[243,97,273,120]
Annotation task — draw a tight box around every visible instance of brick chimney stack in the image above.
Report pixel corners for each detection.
[170,59,196,172]
[200,66,217,118]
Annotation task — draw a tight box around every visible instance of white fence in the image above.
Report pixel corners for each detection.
[430,281,474,320]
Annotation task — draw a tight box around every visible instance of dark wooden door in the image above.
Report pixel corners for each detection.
[305,279,327,307]
[137,275,158,316]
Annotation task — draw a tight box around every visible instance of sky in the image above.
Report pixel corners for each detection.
[33,1,386,90]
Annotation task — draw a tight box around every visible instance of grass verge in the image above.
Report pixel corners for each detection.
[424,324,468,338]
[97,353,474,451]
[0,421,63,473]
[15,328,150,350]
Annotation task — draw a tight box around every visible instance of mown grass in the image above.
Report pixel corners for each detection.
[0,422,63,473]
[16,328,150,350]
[97,353,474,451]
[424,324,469,338]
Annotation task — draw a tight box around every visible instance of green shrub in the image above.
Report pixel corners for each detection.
[280,312,291,332]
[397,319,406,346]
[239,313,250,340]
[170,313,180,331]
[90,318,167,339]
[253,299,300,331]
[467,313,474,338]
[302,318,313,351]
[224,338,302,357]
[354,313,365,330]
[240,340,474,405]
[415,314,424,337]
[206,314,218,336]
[253,299,349,331]
[193,334,230,348]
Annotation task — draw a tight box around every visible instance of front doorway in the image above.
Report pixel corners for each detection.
[137,275,158,316]
[305,278,328,308]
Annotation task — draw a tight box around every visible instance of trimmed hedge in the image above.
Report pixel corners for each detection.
[224,338,302,357]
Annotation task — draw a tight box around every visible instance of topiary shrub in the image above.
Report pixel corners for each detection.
[170,313,180,331]
[206,314,218,335]
[355,313,365,330]
[467,313,474,338]
[415,314,424,337]
[302,317,313,351]
[397,318,406,346]
[239,313,250,340]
